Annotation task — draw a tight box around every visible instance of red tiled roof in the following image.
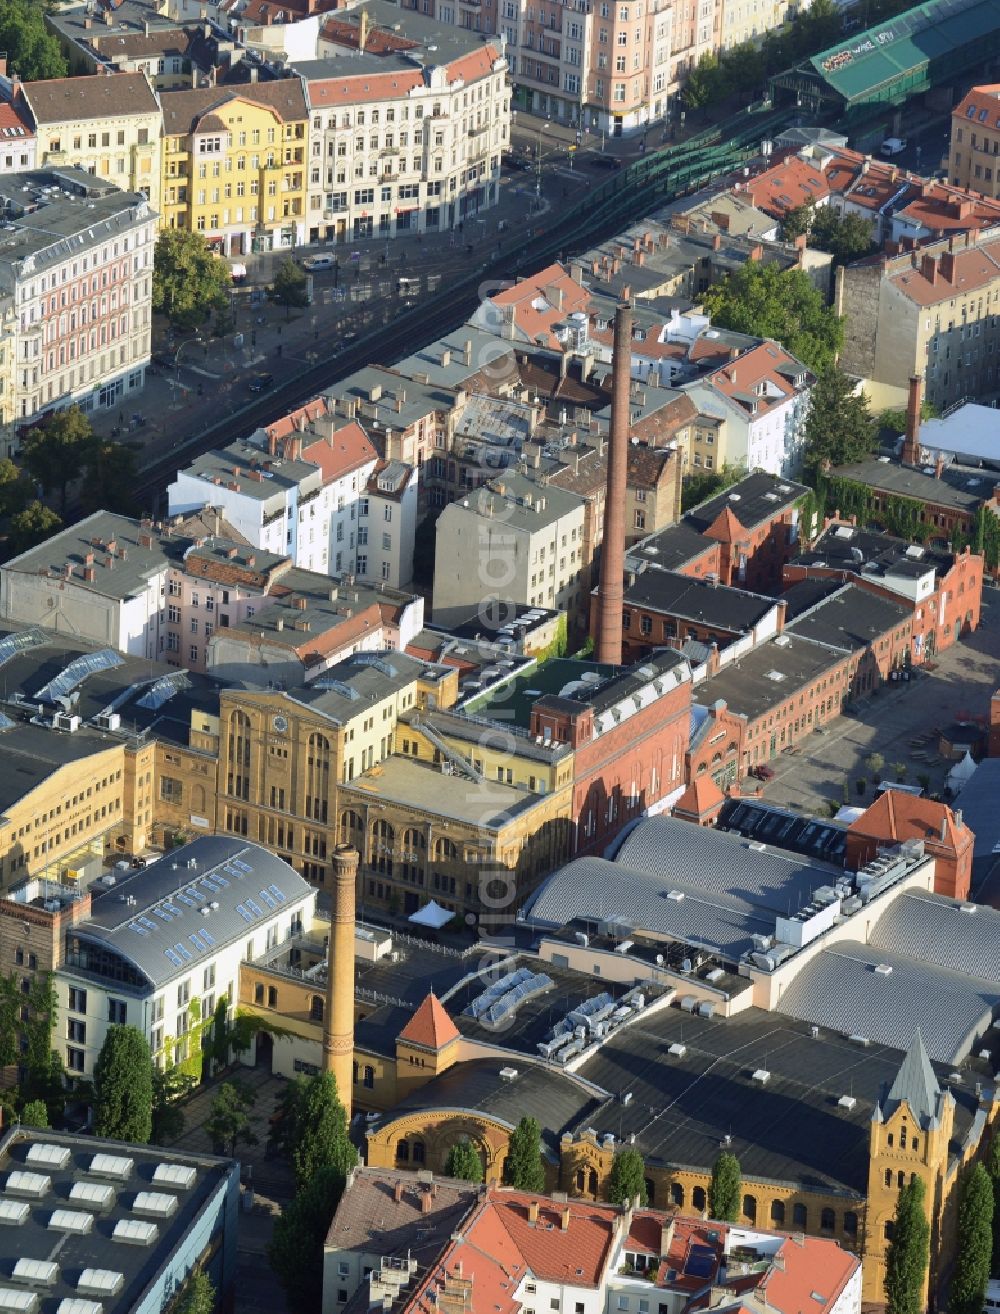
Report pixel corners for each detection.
[706,341,808,420]
[397,993,460,1050]
[308,44,498,104]
[743,155,831,218]
[888,236,1000,307]
[0,100,33,137]
[758,1234,859,1314]
[302,420,378,484]
[704,505,747,545]
[321,16,420,51]
[953,84,1000,128]
[673,775,725,819]
[848,790,971,851]
[491,263,590,350]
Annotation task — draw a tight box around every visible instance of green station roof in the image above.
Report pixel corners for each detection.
[805,0,1000,103]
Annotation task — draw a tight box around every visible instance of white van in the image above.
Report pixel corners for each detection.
[301,253,336,271]
[880,137,907,156]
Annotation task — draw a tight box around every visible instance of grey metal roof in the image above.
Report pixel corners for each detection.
[783,583,911,652]
[775,939,1000,1063]
[72,837,313,990]
[882,1031,943,1128]
[955,758,1000,864]
[623,569,777,633]
[869,890,1000,982]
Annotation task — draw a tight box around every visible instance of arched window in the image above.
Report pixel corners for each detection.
[670,1182,685,1207]
[575,1169,585,1192]
[306,732,330,822]
[396,1139,410,1162]
[363,1065,375,1088]
[897,1171,905,1188]
[310,995,324,1022]
[227,709,251,799]
[254,983,264,1004]
[884,1220,895,1241]
[742,1195,757,1223]
[401,828,426,885]
[770,1200,785,1225]
[372,819,394,875]
[821,1208,835,1232]
[644,1178,655,1207]
[792,1203,807,1228]
[693,1185,706,1212]
[434,836,458,865]
[588,1168,598,1195]
[884,1169,892,1187]
[339,810,363,846]
[844,1212,858,1237]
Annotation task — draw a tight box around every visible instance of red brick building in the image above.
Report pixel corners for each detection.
[845,792,974,900]
[626,471,811,597]
[784,523,984,662]
[528,649,691,857]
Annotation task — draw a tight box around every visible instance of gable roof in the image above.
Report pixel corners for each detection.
[302,421,379,484]
[882,1030,942,1126]
[398,992,460,1050]
[159,80,308,136]
[850,790,970,851]
[672,775,725,820]
[21,72,159,124]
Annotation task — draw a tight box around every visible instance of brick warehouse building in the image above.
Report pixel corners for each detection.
[846,793,974,900]
[527,649,692,856]
[785,524,983,662]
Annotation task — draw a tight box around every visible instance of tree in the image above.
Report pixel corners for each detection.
[21,405,93,515]
[682,53,721,109]
[987,1138,1000,1277]
[880,398,937,436]
[0,457,30,520]
[950,1164,994,1314]
[6,501,61,555]
[288,1071,357,1192]
[152,229,231,331]
[0,0,67,80]
[503,1116,546,1192]
[867,752,885,779]
[701,262,844,375]
[885,1176,930,1314]
[802,369,878,477]
[445,1140,484,1183]
[607,1148,648,1206]
[80,439,139,517]
[151,1065,194,1145]
[22,1050,66,1128]
[708,1151,741,1221]
[93,1026,153,1144]
[20,1099,49,1128]
[809,208,875,264]
[205,1079,258,1157]
[174,1267,215,1314]
[270,1164,348,1308]
[268,257,310,317]
[682,465,741,512]
[781,202,816,243]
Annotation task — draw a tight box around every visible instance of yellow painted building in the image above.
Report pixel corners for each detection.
[21,73,162,211]
[159,82,309,257]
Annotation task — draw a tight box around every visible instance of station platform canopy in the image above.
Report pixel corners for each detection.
[772,0,1000,108]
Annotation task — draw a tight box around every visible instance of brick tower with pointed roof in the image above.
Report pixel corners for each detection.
[395,992,461,1100]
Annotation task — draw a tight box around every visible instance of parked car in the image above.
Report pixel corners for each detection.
[880,137,907,156]
[591,154,624,170]
[248,372,274,393]
[301,253,336,271]
[750,764,776,781]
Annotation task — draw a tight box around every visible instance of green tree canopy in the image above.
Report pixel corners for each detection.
[174,1267,215,1314]
[150,1065,194,1145]
[987,1137,1000,1277]
[885,1176,930,1314]
[780,202,816,243]
[20,1099,49,1128]
[701,262,844,375]
[7,501,61,555]
[445,1140,485,1183]
[93,1025,153,1144]
[802,368,878,477]
[0,0,67,80]
[950,1163,994,1314]
[152,229,231,331]
[682,53,720,108]
[21,405,93,515]
[503,1116,546,1192]
[708,1151,741,1222]
[0,457,30,520]
[809,207,875,264]
[270,1164,349,1308]
[268,257,310,316]
[205,1079,258,1158]
[80,439,139,517]
[607,1148,648,1206]
[681,465,741,513]
[288,1071,358,1192]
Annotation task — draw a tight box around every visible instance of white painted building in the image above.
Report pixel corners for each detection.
[56,837,315,1078]
[364,460,419,590]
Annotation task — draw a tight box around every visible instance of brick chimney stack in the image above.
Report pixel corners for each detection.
[596,295,632,665]
[323,844,359,1118]
[902,374,922,466]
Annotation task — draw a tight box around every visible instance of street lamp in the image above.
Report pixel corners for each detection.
[172,335,203,403]
[535,122,550,202]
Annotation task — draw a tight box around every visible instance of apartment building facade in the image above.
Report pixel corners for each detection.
[160,81,309,255]
[12,73,162,211]
[948,84,1000,198]
[2,171,155,437]
[302,5,510,241]
[836,229,1000,411]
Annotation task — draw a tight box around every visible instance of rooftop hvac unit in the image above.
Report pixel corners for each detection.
[53,713,81,733]
[751,1069,771,1084]
[498,1067,519,1082]
[96,711,121,731]
[838,1094,857,1110]
[668,1042,687,1057]
[849,1034,870,1048]
[874,963,893,976]
[621,1091,633,1105]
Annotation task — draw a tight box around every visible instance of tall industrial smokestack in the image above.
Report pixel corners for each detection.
[596,294,632,665]
[902,374,922,466]
[323,843,359,1117]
